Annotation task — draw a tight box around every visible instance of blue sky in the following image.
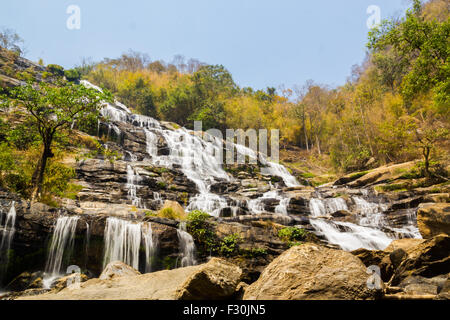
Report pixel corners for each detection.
[1,0,410,90]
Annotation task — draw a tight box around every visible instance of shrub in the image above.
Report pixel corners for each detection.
[41,71,52,79]
[219,233,241,257]
[64,68,81,82]
[42,161,77,198]
[278,227,308,243]
[145,211,157,217]
[186,210,217,254]
[158,207,180,220]
[157,181,167,189]
[46,64,64,76]
[240,247,268,258]
[299,172,315,179]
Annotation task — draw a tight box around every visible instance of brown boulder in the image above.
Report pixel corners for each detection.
[243,244,380,300]
[175,258,242,300]
[17,258,242,300]
[99,261,141,280]
[417,203,450,239]
[389,234,450,286]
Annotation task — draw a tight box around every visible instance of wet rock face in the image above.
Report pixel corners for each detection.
[74,158,198,211]
[0,191,187,287]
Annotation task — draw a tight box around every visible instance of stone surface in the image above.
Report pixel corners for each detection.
[175,258,242,300]
[243,243,379,300]
[417,202,450,238]
[99,261,141,280]
[17,258,242,300]
[389,234,450,286]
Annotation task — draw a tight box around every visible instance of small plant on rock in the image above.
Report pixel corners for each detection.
[278,226,308,246]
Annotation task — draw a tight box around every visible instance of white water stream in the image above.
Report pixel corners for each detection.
[0,201,16,285]
[103,217,155,272]
[308,196,421,251]
[43,216,79,287]
[177,222,197,267]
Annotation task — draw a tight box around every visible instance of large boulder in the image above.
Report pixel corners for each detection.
[99,261,141,280]
[17,258,242,300]
[389,234,450,286]
[417,203,450,239]
[175,258,242,300]
[243,243,380,300]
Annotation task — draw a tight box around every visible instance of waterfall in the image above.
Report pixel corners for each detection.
[263,162,299,187]
[309,197,348,217]
[0,201,16,285]
[82,80,300,216]
[103,217,142,270]
[248,190,291,215]
[144,128,158,158]
[142,223,156,273]
[309,219,393,251]
[275,197,290,215]
[308,196,421,251]
[103,217,155,272]
[126,164,143,208]
[177,222,196,267]
[84,222,91,270]
[44,216,79,278]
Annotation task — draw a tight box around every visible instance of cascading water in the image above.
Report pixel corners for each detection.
[103,217,155,272]
[83,79,301,217]
[275,197,291,215]
[177,222,196,267]
[142,223,156,273]
[103,217,142,270]
[43,216,79,287]
[248,190,291,215]
[308,195,421,251]
[126,164,144,208]
[0,201,16,286]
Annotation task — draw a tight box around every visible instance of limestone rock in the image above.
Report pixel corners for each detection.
[417,203,450,238]
[346,161,417,188]
[243,243,379,300]
[389,234,450,286]
[17,258,242,300]
[175,258,242,300]
[99,261,141,280]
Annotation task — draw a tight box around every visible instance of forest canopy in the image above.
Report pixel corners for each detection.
[77,0,448,174]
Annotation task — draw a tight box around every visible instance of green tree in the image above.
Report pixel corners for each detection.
[3,81,110,200]
[368,0,449,110]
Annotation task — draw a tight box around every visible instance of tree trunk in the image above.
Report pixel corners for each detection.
[423,146,431,177]
[31,138,53,201]
[315,134,321,155]
[303,109,309,151]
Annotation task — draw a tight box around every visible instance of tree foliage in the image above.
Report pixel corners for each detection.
[2,81,110,199]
